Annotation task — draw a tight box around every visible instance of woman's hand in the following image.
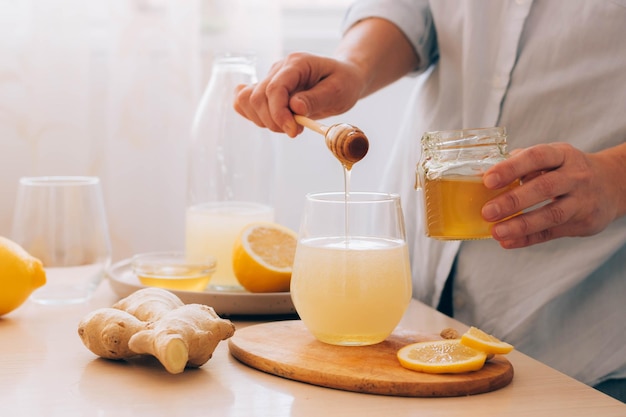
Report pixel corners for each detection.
[234,18,420,138]
[482,142,626,248]
[233,52,366,138]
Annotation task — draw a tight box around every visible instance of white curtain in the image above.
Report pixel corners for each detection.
[0,0,282,261]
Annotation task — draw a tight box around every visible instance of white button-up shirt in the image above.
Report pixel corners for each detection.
[344,0,626,386]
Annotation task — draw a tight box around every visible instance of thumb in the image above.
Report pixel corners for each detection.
[289,90,342,119]
[289,77,359,119]
[288,94,311,117]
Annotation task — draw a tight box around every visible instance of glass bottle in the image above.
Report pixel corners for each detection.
[186,53,275,291]
[415,127,519,240]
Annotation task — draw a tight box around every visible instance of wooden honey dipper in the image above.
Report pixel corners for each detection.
[294,115,369,170]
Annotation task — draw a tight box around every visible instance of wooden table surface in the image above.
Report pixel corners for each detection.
[0,280,624,417]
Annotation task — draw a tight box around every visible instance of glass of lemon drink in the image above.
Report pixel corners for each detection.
[290,192,413,346]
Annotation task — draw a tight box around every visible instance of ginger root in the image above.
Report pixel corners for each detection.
[128,303,235,374]
[113,287,184,322]
[78,288,235,374]
[440,327,461,340]
[78,308,147,359]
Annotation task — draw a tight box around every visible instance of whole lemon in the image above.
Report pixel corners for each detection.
[0,236,46,316]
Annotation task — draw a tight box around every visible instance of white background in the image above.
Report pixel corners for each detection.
[0,0,413,262]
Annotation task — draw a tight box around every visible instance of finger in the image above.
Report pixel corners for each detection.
[484,144,566,189]
[295,77,361,120]
[483,169,572,221]
[249,88,285,134]
[496,217,589,248]
[491,195,578,241]
[519,170,543,184]
[264,69,305,137]
[496,230,553,249]
[234,60,297,134]
[263,54,328,137]
[234,84,268,128]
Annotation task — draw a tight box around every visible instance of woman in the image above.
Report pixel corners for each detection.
[234,0,626,401]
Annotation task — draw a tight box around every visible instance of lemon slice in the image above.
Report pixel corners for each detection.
[397,339,487,374]
[460,326,514,355]
[232,222,298,293]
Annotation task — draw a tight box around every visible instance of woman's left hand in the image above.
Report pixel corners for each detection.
[481,142,626,248]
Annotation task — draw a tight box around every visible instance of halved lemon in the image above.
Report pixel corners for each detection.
[460,326,514,355]
[232,222,298,293]
[397,339,487,374]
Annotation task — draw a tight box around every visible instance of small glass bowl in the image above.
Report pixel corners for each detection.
[131,252,217,292]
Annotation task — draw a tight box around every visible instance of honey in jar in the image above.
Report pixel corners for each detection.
[416,127,520,240]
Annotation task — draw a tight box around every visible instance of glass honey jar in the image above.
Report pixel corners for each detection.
[415,127,520,240]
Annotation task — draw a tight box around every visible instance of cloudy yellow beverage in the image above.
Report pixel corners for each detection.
[185,202,274,290]
[290,236,412,346]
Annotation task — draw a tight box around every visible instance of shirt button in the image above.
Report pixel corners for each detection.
[493,73,510,89]
[453,294,466,311]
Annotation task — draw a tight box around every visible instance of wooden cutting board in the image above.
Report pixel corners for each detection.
[228,320,514,397]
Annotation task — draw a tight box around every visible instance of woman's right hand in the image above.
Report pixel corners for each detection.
[233,52,367,138]
[234,17,420,138]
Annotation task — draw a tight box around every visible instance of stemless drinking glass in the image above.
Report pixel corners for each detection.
[290,192,413,346]
[11,176,112,305]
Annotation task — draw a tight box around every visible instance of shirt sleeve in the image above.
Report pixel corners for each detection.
[341,0,438,73]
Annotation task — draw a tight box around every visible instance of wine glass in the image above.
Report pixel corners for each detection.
[290,191,413,346]
[11,176,112,305]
